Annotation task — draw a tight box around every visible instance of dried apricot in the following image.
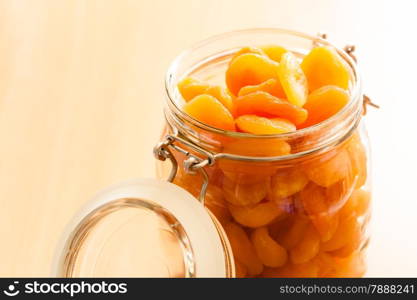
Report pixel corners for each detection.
[178,77,235,113]
[177,77,211,101]
[222,176,268,206]
[218,139,289,184]
[300,182,339,241]
[301,46,351,91]
[326,176,356,214]
[261,45,288,62]
[305,148,352,187]
[316,251,365,277]
[204,85,235,114]
[218,162,275,187]
[278,52,308,107]
[321,215,361,252]
[267,215,292,240]
[235,260,248,278]
[235,115,296,135]
[229,200,284,228]
[229,46,266,66]
[290,224,321,264]
[340,189,371,218]
[204,185,231,226]
[226,53,280,95]
[346,133,368,188]
[301,85,350,128]
[274,216,310,249]
[269,168,309,200]
[251,227,288,267]
[238,78,285,98]
[222,171,269,185]
[221,137,291,157]
[224,222,263,276]
[183,94,235,131]
[234,91,308,125]
[353,189,371,217]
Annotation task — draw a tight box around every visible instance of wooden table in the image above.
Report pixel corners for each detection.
[1,0,416,276]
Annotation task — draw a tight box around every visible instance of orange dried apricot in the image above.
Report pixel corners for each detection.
[305,148,352,187]
[269,168,309,200]
[226,53,280,95]
[353,189,371,217]
[229,46,266,66]
[178,77,235,113]
[204,185,231,226]
[204,85,235,114]
[301,46,351,91]
[251,227,288,267]
[301,85,350,128]
[235,260,248,278]
[278,52,308,107]
[300,182,339,241]
[234,91,308,126]
[221,137,291,157]
[218,162,275,187]
[267,215,292,239]
[316,251,365,277]
[224,222,263,276]
[183,94,235,131]
[274,216,310,250]
[326,176,356,214]
[345,133,368,188]
[177,77,211,101]
[222,171,270,185]
[330,240,362,258]
[290,224,321,264]
[235,115,296,135]
[324,252,366,277]
[260,45,288,62]
[321,214,361,252]
[222,176,268,206]
[218,139,289,183]
[229,200,284,228]
[336,252,366,277]
[340,189,371,218]
[238,78,285,98]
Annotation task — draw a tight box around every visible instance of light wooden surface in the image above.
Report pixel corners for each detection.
[0,0,416,276]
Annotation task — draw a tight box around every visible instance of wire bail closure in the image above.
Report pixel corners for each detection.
[154,134,212,204]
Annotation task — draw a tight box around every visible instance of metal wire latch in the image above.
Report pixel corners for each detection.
[153,134,213,204]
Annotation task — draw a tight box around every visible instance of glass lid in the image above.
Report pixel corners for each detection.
[53,179,234,278]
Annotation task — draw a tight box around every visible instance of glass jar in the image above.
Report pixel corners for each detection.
[157,28,371,278]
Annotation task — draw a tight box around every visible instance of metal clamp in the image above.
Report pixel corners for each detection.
[153,134,213,204]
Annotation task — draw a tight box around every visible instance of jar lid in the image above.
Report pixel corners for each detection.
[52,178,234,277]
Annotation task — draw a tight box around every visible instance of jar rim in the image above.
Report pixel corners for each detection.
[165,27,362,141]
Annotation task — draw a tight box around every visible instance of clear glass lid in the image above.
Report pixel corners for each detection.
[53,179,234,278]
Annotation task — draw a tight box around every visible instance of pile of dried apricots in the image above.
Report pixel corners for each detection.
[174,45,370,277]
